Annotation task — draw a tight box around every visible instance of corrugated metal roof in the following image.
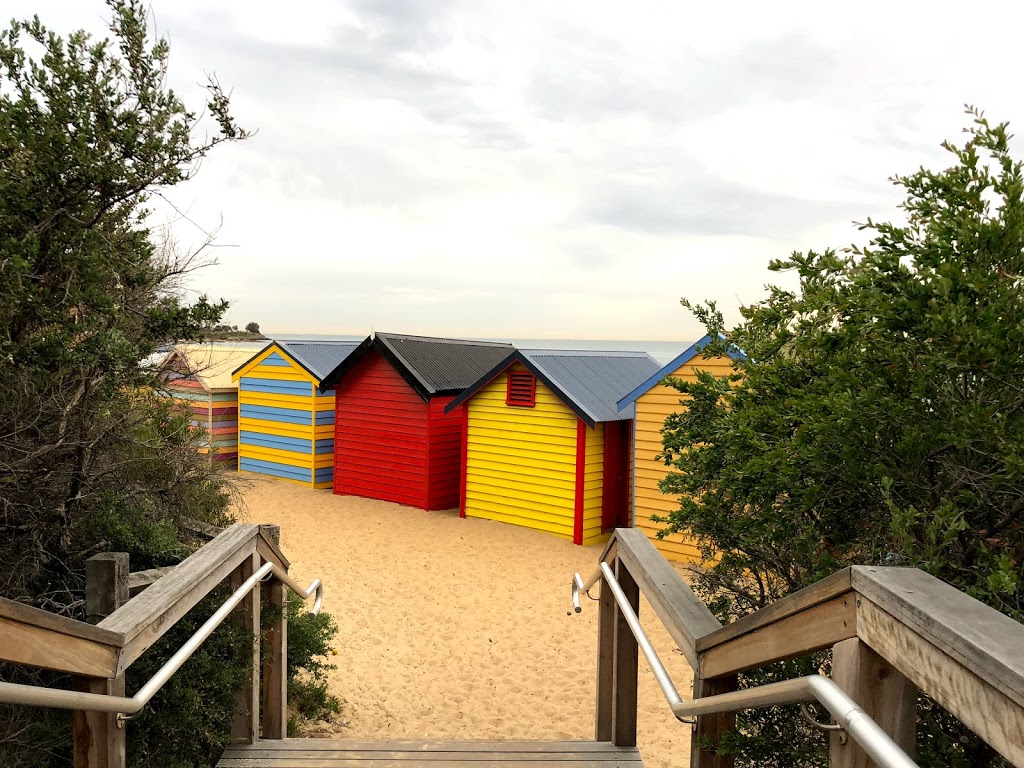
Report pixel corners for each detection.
[277,340,361,383]
[520,349,661,424]
[377,333,513,395]
[446,348,662,425]
[162,343,269,391]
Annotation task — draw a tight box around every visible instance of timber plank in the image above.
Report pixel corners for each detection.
[127,566,178,593]
[257,526,290,570]
[0,598,122,677]
[611,529,720,668]
[100,524,259,674]
[857,597,1024,766]
[218,754,639,762]
[224,740,636,752]
[218,761,642,767]
[695,568,852,652]
[698,594,857,679]
[595,546,616,741]
[0,597,123,646]
[218,741,644,768]
[851,566,1024,710]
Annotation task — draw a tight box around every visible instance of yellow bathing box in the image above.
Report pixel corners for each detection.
[615,335,742,563]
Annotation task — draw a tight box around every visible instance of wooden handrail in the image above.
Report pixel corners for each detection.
[0,524,266,678]
[589,529,1024,767]
[99,524,260,675]
[0,522,301,768]
[695,567,853,653]
[851,566,1024,709]
[601,528,720,669]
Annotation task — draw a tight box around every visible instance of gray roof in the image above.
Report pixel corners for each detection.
[445,348,661,426]
[377,333,513,396]
[276,340,361,383]
[520,349,661,423]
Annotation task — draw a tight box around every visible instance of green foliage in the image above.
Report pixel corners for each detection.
[0,1,257,764]
[126,590,253,768]
[284,594,342,723]
[0,0,248,598]
[658,108,1022,767]
[245,321,261,334]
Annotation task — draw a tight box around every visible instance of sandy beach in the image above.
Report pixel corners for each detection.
[235,476,696,768]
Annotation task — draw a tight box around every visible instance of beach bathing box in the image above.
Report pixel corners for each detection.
[157,343,264,464]
[615,335,743,562]
[445,350,661,545]
[232,340,359,488]
[318,333,514,509]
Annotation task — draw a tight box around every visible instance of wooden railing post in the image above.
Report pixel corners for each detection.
[829,637,916,767]
[262,574,288,739]
[594,556,641,746]
[595,564,615,741]
[611,559,640,747]
[230,551,261,744]
[74,553,128,768]
[690,674,738,768]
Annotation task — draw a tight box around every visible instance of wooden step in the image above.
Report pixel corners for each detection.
[217,739,644,767]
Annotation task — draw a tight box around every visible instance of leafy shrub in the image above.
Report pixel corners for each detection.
[659,108,1021,766]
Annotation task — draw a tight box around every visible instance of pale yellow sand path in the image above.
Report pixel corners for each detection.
[236,476,696,768]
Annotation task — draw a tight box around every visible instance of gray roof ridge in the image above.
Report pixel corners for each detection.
[518,348,653,357]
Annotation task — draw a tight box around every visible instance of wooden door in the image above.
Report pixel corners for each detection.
[602,421,631,530]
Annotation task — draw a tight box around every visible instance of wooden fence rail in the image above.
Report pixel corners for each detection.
[0,523,292,768]
[591,528,1024,768]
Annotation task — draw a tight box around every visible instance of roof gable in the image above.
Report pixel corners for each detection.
[232,343,303,382]
[231,340,360,385]
[318,333,513,398]
[445,349,661,427]
[161,343,267,392]
[615,334,745,411]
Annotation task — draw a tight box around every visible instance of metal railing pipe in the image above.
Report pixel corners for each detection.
[274,567,323,616]
[577,561,921,768]
[131,561,274,706]
[0,560,322,717]
[571,567,602,614]
[598,562,684,709]
[669,676,918,768]
[0,682,139,714]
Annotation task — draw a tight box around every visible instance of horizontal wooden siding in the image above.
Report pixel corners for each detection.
[464,364,578,540]
[333,350,430,508]
[235,347,334,489]
[633,354,733,562]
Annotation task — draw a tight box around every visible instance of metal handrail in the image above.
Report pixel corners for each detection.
[0,561,322,719]
[573,563,919,768]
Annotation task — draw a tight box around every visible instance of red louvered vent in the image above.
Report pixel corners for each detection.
[506,371,536,407]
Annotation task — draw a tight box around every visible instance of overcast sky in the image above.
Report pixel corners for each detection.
[9,2,1024,339]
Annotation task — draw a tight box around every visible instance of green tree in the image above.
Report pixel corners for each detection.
[657,108,1022,767]
[0,0,249,597]
[0,2,263,765]
[245,321,260,334]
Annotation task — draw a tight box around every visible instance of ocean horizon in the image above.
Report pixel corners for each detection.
[268,332,696,365]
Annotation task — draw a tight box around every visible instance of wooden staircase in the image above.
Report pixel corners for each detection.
[2,525,1023,766]
[217,738,643,767]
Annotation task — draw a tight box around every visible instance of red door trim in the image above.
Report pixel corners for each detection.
[574,419,587,545]
[459,403,469,518]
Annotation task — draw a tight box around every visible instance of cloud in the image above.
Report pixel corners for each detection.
[6,0,1024,341]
